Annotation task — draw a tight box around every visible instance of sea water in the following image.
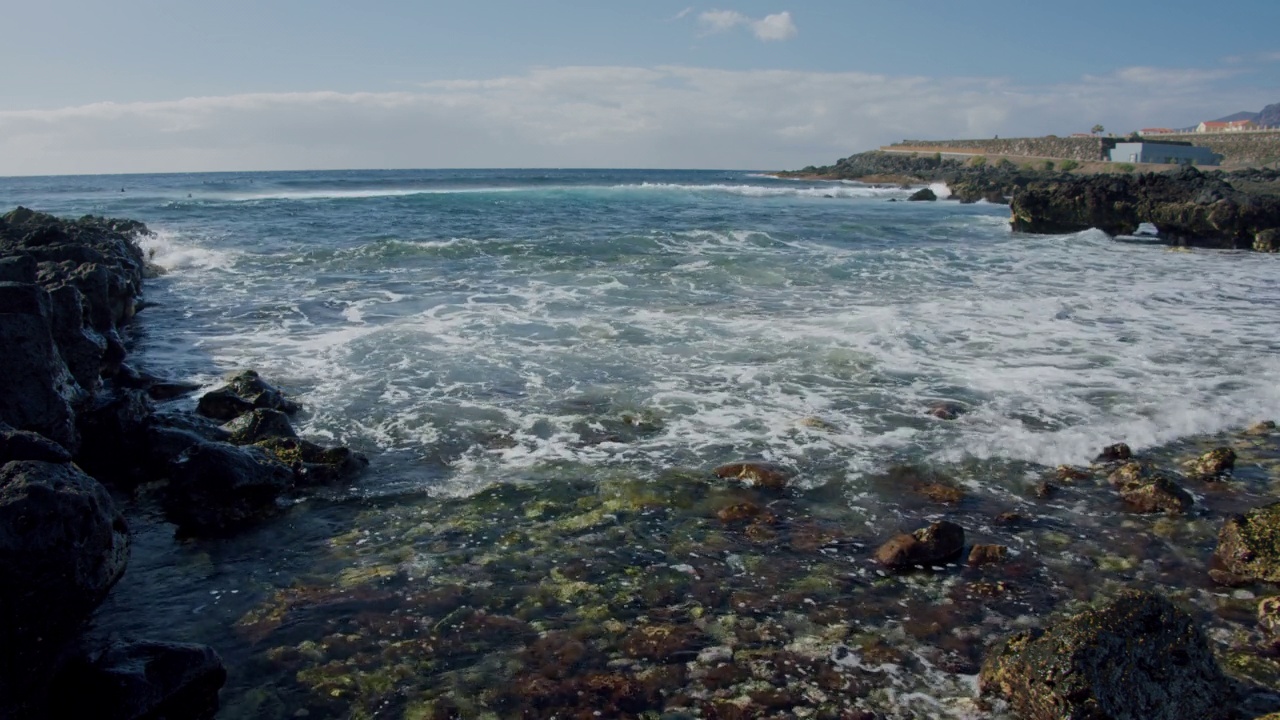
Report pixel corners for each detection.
[4,169,1280,718]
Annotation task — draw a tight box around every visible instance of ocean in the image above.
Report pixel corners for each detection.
[3,168,1279,718]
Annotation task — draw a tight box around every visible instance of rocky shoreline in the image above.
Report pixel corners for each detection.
[0,208,366,718]
[6,206,1280,719]
[780,151,1280,249]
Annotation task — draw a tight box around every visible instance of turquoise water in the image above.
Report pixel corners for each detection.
[4,169,1280,718]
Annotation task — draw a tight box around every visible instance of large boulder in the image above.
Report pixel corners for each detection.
[0,461,130,708]
[50,640,226,720]
[0,421,72,464]
[75,388,155,487]
[197,370,300,421]
[1107,462,1193,515]
[0,282,82,450]
[979,591,1232,720]
[165,441,294,535]
[1212,502,1280,584]
[254,436,370,486]
[221,408,297,445]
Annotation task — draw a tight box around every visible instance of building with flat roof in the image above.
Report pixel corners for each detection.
[1108,142,1220,166]
[1197,120,1255,133]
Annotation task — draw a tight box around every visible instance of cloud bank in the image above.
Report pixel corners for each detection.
[0,63,1271,175]
[697,9,798,41]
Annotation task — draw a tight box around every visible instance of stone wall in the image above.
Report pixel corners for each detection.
[1139,132,1280,167]
[891,137,1110,161]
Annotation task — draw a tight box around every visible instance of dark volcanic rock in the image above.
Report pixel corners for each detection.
[1107,462,1194,515]
[1212,502,1280,584]
[978,590,1232,720]
[1009,166,1280,247]
[1096,442,1132,462]
[0,281,82,450]
[907,187,937,201]
[0,421,73,464]
[75,388,155,487]
[197,370,300,421]
[254,436,369,486]
[874,520,965,570]
[165,441,294,535]
[0,460,130,709]
[50,640,226,720]
[221,408,297,445]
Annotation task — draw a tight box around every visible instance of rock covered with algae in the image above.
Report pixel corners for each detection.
[978,590,1232,720]
[1213,502,1280,584]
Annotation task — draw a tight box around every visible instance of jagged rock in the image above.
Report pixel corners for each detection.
[165,441,294,535]
[195,387,255,421]
[907,187,937,201]
[1184,446,1236,481]
[1255,228,1278,252]
[1055,465,1092,482]
[254,436,369,486]
[1212,502,1280,584]
[225,370,300,414]
[1010,166,1280,248]
[874,520,965,569]
[75,388,154,487]
[712,461,794,490]
[0,253,36,283]
[0,421,72,464]
[1259,596,1280,638]
[1108,462,1193,514]
[1096,442,1132,462]
[978,591,1232,720]
[197,370,300,421]
[50,640,226,720]
[221,408,297,445]
[0,281,81,451]
[0,460,130,709]
[46,284,109,392]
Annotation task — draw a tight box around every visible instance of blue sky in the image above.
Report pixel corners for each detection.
[2,0,1277,174]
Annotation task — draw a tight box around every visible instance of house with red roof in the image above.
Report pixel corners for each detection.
[1196,119,1255,133]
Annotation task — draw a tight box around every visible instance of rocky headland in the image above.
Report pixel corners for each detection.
[0,208,366,717]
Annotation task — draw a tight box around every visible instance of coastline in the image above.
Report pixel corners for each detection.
[4,189,1280,717]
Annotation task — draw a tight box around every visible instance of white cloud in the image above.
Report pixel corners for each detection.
[752,12,797,41]
[672,6,695,20]
[0,63,1272,175]
[697,9,796,41]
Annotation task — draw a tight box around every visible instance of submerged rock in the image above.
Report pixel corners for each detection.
[712,461,794,490]
[874,520,965,570]
[978,590,1232,720]
[968,544,1008,566]
[50,640,226,720]
[1212,502,1280,584]
[1108,462,1193,515]
[927,401,966,420]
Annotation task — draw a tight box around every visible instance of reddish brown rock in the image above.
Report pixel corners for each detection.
[927,402,967,420]
[968,544,1009,566]
[1055,465,1092,482]
[712,461,794,490]
[1096,442,1132,462]
[1184,447,1235,481]
[874,520,965,570]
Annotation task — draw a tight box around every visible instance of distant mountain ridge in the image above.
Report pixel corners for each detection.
[1212,102,1280,127]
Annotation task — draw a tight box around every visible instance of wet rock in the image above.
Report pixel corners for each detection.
[1213,502,1280,584]
[1108,462,1194,514]
[46,284,109,392]
[0,253,37,283]
[1096,442,1132,462]
[74,387,154,487]
[0,460,130,708]
[1258,596,1280,639]
[994,511,1024,526]
[1255,228,1279,252]
[0,420,72,464]
[978,590,1232,720]
[1119,474,1194,515]
[225,370,300,414]
[50,640,226,720]
[1247,420,1277,436]
[907,187,937,201]
[918,482,965,505]
[620,623,708,662]
[1054,465,1092,482]
[0,282,81,451]
[712,461,794,490]
[164,441,294,535]
[927,401,966,420]
[968,544,1008,566]
[1033,481,1058,499]
[1185,446,1236,481]
[874,520,965,570]
[195,388,255,421]
[254,436,369,486]
[221,408,297,445]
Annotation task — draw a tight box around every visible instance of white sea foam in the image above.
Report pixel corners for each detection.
[135,228,240,272]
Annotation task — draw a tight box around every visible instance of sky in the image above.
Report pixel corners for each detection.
[1,0,1277,175]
